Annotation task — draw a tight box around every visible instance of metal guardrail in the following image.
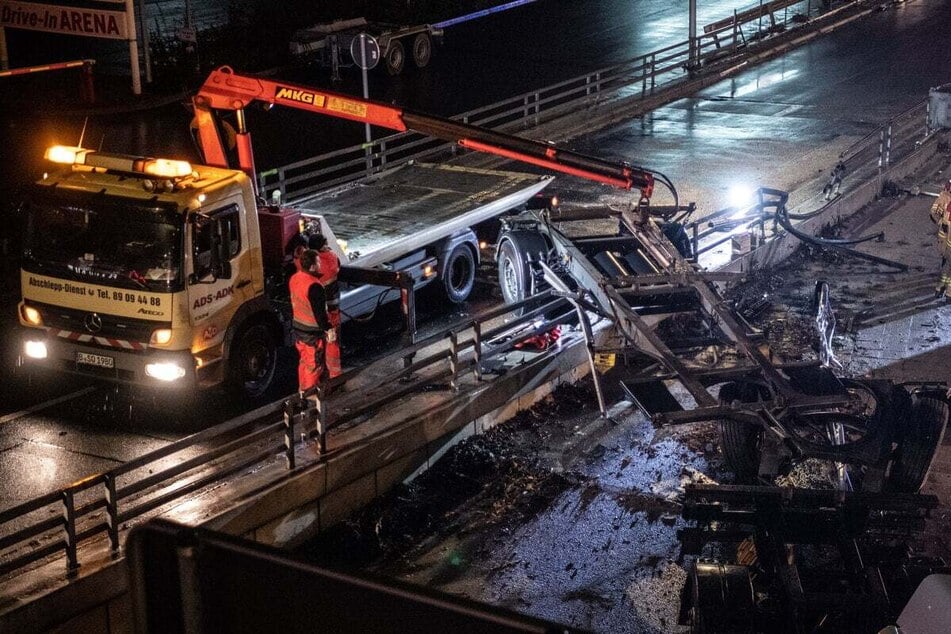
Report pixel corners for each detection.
[259,0,827,203]
[683,96,933,261]
[0,291,569,580]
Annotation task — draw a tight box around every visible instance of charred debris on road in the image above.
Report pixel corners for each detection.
[299,190,951,632]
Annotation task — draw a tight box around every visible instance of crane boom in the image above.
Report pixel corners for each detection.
[193,66,655,197]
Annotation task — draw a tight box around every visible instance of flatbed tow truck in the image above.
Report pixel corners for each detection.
[15,66,656,398]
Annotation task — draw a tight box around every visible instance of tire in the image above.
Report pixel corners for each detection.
[229,321,277,399]
[443,243,476,304]
[717,382,769,482]
[888,395,948,493]
[412,33,432,68]
[686,562,755,634]
[498,239,529,306]
[385,40,405,76]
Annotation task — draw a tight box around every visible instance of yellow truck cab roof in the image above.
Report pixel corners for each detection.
[35,158,250,216]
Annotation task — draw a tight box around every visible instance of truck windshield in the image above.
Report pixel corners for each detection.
[21,189,184,293]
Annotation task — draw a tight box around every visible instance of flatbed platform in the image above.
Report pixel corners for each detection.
[296,163,553,269]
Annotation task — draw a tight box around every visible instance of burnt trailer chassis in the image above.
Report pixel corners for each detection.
[496,194,951,631]
[676,484,951,633]
[497,192,949,494]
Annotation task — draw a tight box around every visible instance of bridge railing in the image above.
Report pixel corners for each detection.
[0,291,569,581]
[259,0,821,203]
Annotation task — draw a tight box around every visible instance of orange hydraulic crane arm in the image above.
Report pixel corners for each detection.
[193,66,656,197]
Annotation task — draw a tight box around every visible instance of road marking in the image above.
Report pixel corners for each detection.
[0,387,97,424]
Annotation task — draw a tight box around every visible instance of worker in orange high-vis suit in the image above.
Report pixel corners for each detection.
[309,233,342,378]
[290,250,333,393]
[931,181,951,298]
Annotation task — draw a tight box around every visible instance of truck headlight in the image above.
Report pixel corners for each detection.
[145,362,186,382]
[24,340,48,359]
[150,328,173,345]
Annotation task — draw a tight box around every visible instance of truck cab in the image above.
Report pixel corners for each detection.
[18,145,278,396]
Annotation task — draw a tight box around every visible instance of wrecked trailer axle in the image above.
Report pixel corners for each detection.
[677,484,949,634]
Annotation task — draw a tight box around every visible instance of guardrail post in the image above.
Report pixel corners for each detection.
[380,139,388,170]
[62,490,79,577]
[650,54,656,91]
[401,283,418,344]
[104,474,119,555]
[523,95,529,125]
[885,124,892,168]
[534,92,540,126]
[472,321,483,381]
[448,330,460,392]
[314,387,327,454]
[733,11,741,48]
[283,399,296,469]
[878,129,885,170]
[692,221,700,259]
[642,57,648,95]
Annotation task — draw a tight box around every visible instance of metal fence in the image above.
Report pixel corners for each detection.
[684,97,933,262]
[259,0,825,203]
[0,292,569,581]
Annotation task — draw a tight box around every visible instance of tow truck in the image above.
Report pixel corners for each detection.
[16,67,660,398]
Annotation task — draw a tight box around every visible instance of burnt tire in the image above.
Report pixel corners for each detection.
[412,33,432,68]
[443,243,476,304]
[229,321,277,399]
[385,40,405,75]
[718,382,768,482]
[888,395,948,493]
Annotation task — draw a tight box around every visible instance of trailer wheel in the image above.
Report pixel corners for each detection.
[385,40,405,75]
[887,395,948,493]
[498,231,547,305]
[412,33,432,68]
[718,381,769,482]
[229,321,277,399]
[443,243,476,304]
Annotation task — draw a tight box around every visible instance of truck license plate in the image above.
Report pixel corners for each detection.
[76,352,115,369]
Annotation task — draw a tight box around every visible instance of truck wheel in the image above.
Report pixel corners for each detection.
[229,321,277,399]
[887,395,948,493]
[385,40,405,75]
[412,33,432,68]
[718,381,768,482]
[443,244,476,304]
